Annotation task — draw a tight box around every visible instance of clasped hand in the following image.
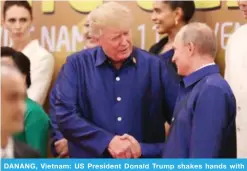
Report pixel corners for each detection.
[108,134,141,158]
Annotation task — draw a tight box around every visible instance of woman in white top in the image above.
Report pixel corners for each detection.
[2,1,54,106]
[225,1,247,158]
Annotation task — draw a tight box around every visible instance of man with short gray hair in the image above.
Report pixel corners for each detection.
[162,22,237,158]
[52,2,177,158]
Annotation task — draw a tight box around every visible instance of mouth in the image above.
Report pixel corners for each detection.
[120,47,129,53]
[153,23,161,30]
[15,33,23,37]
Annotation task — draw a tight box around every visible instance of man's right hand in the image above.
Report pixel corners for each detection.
[108,136,132,158]
[54,138,69,158]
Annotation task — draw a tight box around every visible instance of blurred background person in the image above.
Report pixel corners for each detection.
[2,0,54,105]
[1,63,40,158]
[150,1,195,61]
[83,13,99,49]
[1,47,50,158]
[225,0,247,158]
[150,0,195,136]
[163,22,236,158]
[49,10,99,158]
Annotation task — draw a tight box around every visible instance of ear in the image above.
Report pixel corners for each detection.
[174,7,183,23]
[188,42,195,56]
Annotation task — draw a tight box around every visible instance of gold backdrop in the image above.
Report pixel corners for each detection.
[1,0,246,158]
[1,0,246,104]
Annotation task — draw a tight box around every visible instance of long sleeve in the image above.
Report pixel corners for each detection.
[161,60,179,123]
[49,83,64,157]
[27,53,54,105]
[190,85,233,157]
[25,109,50,158]
[55,57,114,157]
[140,143,164,158]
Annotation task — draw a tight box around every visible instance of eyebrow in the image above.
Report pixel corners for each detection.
[7,17,28,20]
[153,7,161,12]
[112,33,121,38]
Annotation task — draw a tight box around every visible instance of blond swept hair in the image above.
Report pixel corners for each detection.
[177,22,217,58]
[88,2,134,38]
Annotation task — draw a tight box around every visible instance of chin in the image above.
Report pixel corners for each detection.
[115,56,129,62]
[177,69,185,77]
[157,28,168,35]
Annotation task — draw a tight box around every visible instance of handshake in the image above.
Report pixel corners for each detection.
[108,134,141,158]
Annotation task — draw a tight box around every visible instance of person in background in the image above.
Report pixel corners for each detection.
[163,22,236,158]
[150,0,195,136]
[1,47,50,158]
[225,0,247,158]
[2,0,54,105]
[83,13,99,49]
[1,63,40,158]
[49,11,99,158]
[52,2,177,158]
[150,0,195,61]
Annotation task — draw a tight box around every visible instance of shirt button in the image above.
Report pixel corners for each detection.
[116,77,120,81]
[117,117,122,122]
[117,97,121,102]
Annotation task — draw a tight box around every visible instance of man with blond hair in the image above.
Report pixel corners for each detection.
[52,2,177,158]
[225,1,247,158]
[162,22,236,158]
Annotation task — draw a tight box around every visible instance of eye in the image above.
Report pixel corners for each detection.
[123,32,129,36]
[20,18,27,22]
[112,35,120,41]
[8,18,16,23]
[154,8,161,14]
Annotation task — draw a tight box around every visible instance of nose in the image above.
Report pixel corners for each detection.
[14,21,21,30]
[120,35,128,46]
[151,12,156,22]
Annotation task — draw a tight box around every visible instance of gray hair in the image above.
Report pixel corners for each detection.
[88,2,134,38]
[177,22,217,58]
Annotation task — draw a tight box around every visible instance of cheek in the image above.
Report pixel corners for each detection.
[22,23,31,35]
[5,23,14,32]
[126,37,132,45]
[102,41,117,53]
[24,22,31,31]
[176,52,187,65]
[109,41,120,49]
